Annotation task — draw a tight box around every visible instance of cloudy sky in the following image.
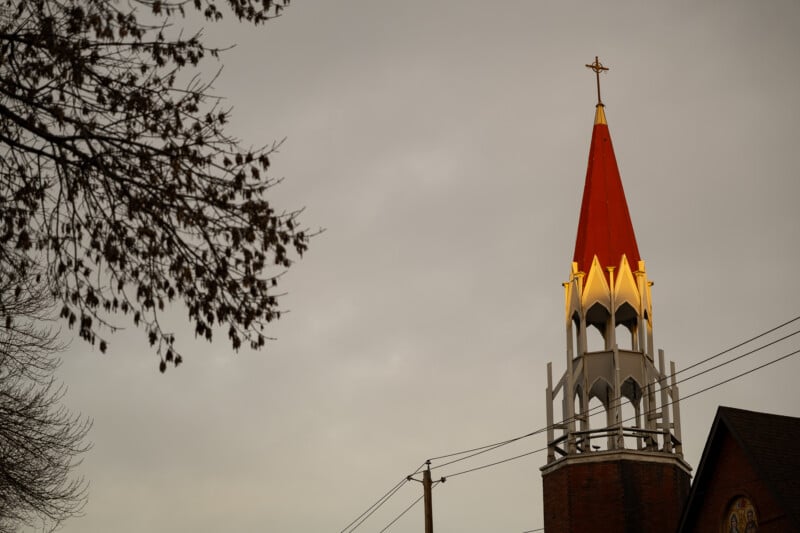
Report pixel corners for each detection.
[44,1,800,532]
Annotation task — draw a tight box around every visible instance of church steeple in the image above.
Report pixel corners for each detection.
[572,105,640,282]
[540,59,691,533]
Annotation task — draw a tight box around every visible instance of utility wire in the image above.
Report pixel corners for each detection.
[339,462,427,533]
[656,347,800,415]
[342,479,407,533]
[506,343,800,533]
[445,445,547,479]
[426,327,799,475]
[441,345,800,479]
[675,314,800,377]
[376,492,423,533]
[674,328,800,385]
[431,431,544,471]
[342,315,800,531]
[376,481,441,533]
[428,430,540,462]
[588,327,800,426]
[430,319,800,471]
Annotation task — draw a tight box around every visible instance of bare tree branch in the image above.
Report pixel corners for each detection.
[0,269,90,532]
[0,0,312,370]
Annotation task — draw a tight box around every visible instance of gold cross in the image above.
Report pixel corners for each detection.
[585,56,609,105]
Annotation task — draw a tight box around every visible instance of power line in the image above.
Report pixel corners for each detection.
[431,430,543,471]
[667,347,800,408]
[428,430,540,462]
[376,493,423,533]
[341,315,800,531]
[428,324,785,475]
[350,325,800,530]
[675,314,800,377]
[441,345,800,479]
[341,479,407,533]
[377,481,441,533]
[445,445,546,479]
[653,327,800,393]
[589,327,800,426]
[339,462,427,533]
[510,342,800,533]
[436,326,800,482]
[425,316,800,471]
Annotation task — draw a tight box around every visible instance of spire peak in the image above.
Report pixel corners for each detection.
[573,104,640,282]
[585,56,609,106]
[594,104,606,125]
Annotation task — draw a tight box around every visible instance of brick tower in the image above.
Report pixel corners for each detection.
[541,59,691,533]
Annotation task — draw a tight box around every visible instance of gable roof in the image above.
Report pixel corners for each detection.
[573,105,641,282]
[677,406,800,531]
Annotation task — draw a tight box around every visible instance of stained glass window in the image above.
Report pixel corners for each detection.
[723,496,758,533]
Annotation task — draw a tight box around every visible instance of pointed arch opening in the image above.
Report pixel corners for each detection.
[585,302,609,352]
[587,326,605,352]
[620,377,644,449]
[615,302,638,350]
[615,323,634,350]
[571,312,581,358]
[588,377,612,408]
[587,396,607,452]
[573,384,590,452]
[616,301,638,326]
[586,302,610,330]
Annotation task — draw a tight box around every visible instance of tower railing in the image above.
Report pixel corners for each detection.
[548,425,683,458]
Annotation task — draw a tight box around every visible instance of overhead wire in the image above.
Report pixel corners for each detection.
[657,347,800,413]
[376,481,441,533]
[427,430,540,462]
[430,430,544,471]
[340,479,407,533]
[378,326,800,531]
[339,462,427,533]
[445,445,547,479]
[588,327,800,427]
[428,319,800,472]
[674,314,800,377]
[376,493,423,533]
[342,315,800,531]
[441,345,800,479]
[510,321,800,533]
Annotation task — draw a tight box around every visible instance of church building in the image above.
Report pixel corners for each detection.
[677,406,800,532]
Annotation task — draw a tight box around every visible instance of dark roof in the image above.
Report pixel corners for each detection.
[677,406,800,531]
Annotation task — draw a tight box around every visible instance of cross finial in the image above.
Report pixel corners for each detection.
[585,56,609,106]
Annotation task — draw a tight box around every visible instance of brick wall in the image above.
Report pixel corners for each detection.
[681,432,790,532]
[542,455,690,533]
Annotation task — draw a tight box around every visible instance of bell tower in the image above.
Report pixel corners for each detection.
[540,58,691,533]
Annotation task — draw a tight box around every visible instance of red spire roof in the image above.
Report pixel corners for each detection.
[573,105,641,279]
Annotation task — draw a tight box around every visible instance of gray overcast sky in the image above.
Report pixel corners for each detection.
[44,1,800,532]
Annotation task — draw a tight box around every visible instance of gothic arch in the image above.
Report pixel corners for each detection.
[588,376,612,406]
[620,375,643,404]
[586,301,610,330]
[616,301,638,329]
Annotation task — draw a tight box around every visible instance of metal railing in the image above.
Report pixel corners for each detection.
[548,425,682,457]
